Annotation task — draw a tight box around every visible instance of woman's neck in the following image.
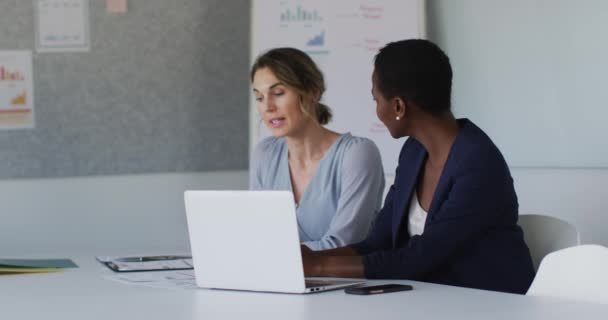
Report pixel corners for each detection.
[286,125,339,166]
[410,114,460,167]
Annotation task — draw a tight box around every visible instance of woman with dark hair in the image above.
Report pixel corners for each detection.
[250,48,385,250]
[301,39,535,294]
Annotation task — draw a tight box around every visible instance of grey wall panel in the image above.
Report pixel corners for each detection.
[426,0,608,167]
[0,0,250,178]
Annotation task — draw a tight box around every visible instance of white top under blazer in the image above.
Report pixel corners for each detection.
[407,190,428,236]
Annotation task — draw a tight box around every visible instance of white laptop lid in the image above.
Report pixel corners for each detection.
[185,190,306,293]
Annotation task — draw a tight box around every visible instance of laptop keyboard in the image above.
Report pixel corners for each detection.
[305,279,360,288]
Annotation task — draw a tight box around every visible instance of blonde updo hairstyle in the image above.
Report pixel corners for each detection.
[251,47,332,125]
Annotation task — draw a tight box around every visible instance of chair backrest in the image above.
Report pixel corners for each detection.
[518,214,580,271]
[527,245,608,304]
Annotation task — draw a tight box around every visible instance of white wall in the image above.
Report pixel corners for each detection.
[428,0,608,168]
[0,171,248,255]
[512,168,608,246]
[425,0,608,245]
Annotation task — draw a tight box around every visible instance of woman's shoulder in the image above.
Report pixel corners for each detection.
[335,133,383,168]
[336,133,380,155]
[251,136,285,163]
[458,119,505,159]
[459,119,496,147]
[452,119,512,174]
[255,136,284,152]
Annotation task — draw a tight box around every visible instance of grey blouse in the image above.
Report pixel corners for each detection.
[249,133,385,250]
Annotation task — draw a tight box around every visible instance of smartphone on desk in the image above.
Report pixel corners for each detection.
[345,284,413,295]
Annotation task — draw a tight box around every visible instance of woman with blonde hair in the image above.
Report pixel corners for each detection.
[250,47,385,250]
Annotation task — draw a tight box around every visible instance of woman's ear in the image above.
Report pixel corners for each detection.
[299,93,317,119]
[311,89,321,104]
[393,97,407,120]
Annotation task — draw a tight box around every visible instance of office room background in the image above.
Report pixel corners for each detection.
[0,0,606,255]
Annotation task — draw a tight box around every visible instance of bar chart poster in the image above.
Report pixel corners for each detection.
[252,0,425,174]
[0,51,35,129]
[35,0,91,52]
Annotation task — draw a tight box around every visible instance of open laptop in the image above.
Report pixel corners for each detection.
[184,190,365,293]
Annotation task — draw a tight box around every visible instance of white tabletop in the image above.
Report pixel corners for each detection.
[2,254,607,320]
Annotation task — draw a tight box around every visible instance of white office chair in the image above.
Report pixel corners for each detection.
[527,245,608,304]
[518,214,580,271]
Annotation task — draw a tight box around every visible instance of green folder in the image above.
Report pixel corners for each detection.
[0,258,78,269]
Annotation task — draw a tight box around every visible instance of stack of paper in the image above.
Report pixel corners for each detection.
[96,255,192,272]
[105,270,198,290]
[0,258,78,275]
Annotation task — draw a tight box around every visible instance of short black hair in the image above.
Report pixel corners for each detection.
[374,39,452,115]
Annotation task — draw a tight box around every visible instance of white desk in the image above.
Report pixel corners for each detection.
[2,255,607,319]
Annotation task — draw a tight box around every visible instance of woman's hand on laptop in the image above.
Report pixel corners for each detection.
[301,244,322,276]
[301,244,366,278]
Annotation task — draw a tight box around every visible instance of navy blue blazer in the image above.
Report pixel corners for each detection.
[351,119,535,294]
